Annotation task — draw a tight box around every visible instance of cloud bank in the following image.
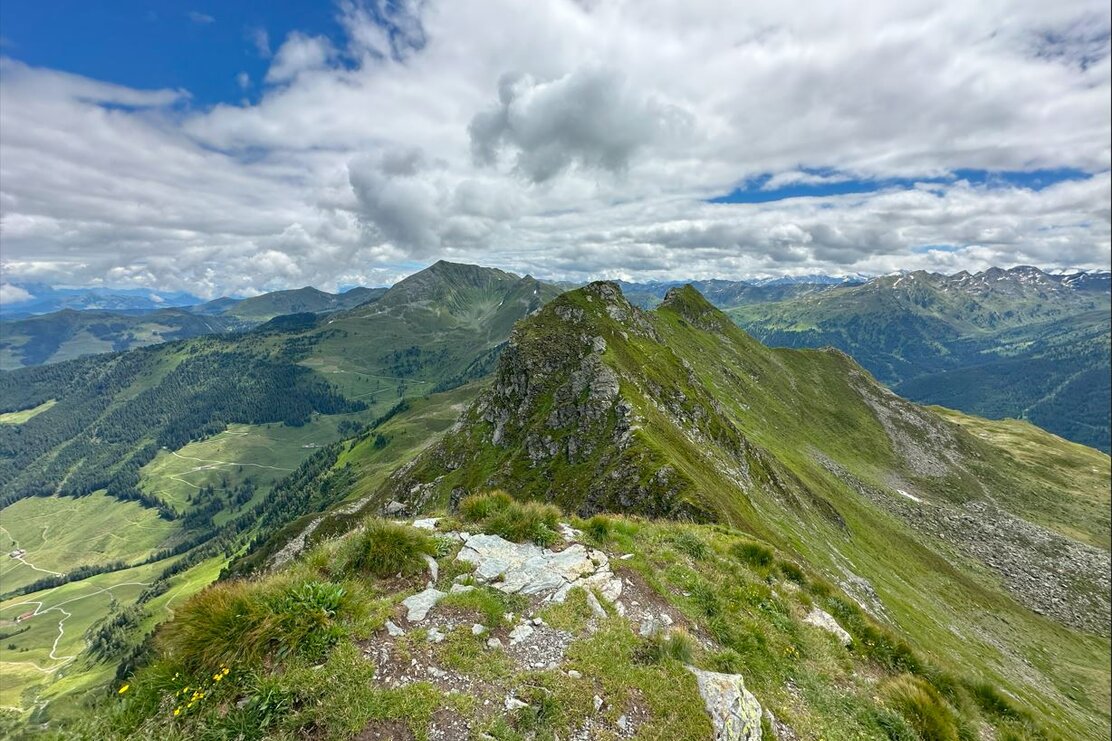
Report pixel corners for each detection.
[0,0,1108,296]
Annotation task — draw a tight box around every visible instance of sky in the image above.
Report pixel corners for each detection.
[0,0,1109,297]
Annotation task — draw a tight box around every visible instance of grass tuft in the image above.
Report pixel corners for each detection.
[730,539,774,569]
[159,577,355,671]
[458,490,561,545]
[881,674,960,741]
[633,630,697,665]
[337,518,437,578]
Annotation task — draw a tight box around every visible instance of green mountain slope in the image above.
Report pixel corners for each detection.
[0,308,238,370]
[368,281,1110,736]
[725,267,1111,451]
[0,286,387,370]
[0,263,557,720]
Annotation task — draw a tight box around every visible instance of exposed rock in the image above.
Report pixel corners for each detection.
[384,500,407,515]
[508,624,535,644]
[471,624,486,636]
[486,637,504,649]
[427,628,446,643]
[450,584,475,594]
[385,620,405,637]
[413,517,440,530]
[423,554,439,583]
[456,533,622,604]
[687,667,763,740]
[402,587,447,622]
[803,608,852,646]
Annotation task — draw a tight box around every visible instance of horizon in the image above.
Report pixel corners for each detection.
[2,259,1109,305]
[0,1,1109,297]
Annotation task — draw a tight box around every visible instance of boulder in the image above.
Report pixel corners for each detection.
[402,587,447,622]
[803,608,852,646]
[686,667,763,740]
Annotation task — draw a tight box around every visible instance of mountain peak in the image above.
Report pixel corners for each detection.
[659,284,730,332]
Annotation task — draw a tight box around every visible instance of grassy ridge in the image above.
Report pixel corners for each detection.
[374,282,1110,736]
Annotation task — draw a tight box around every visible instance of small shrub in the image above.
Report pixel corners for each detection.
[777,560,807,585]
[338,518,437,578]
[731,539,774,569]
[707,647,744,673]
[487,501,561,545]
[968,681,1024,721]
[673,531,708,560]
[881,674,960,741]
[459,490,513,521]
[160,578,355,670]
[633,630,696,665]
[460,491,562,545]
[583,514,614,543]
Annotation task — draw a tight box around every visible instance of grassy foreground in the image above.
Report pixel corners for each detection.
[46,500,1077,740]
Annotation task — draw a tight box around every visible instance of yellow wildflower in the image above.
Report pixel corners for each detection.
[213,673,222,681]
[173,708,181,717]
[117,684,130,695]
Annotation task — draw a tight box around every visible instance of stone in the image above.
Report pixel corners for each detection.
[471,623,486,636]
[450,583,475,594]
[617,715,630,732]
[412,517,440,530]
[593,695,604,712]
[427,628,446,643]
[486,637,504,649]
[659,613,674,627]
[686,666,763,740]
[803,608,852,647]
[384,500,406,515]
[428,666,447,678]
[402,587,447,622]
[508,624,535,644]
[585,590,608,618]
[423,554,439,583]
[504,695,529,711]
[567,669,582,679]
[639,617,659,636]
[620,553,635,560]
[385,620,405,637]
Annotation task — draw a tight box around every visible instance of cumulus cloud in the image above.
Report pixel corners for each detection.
[0,283,34,305]
[0,0,1109,296]
[469,68,693,182]
[266,32,336,83]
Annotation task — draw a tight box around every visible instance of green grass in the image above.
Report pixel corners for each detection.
[382,282,1110,737]
[336,518,437,578]
[458,491,561,545]
[0,492,181,595]
[0,399,56,424]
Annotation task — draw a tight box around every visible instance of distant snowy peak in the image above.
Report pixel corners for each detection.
[872,266,1110,294]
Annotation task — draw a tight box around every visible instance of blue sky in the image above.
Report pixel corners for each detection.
[0,1,341,106]
[710,168,1094,204]
[0,1,1108,297]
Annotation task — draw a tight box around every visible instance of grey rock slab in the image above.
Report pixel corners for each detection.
[508,624,535,644]
[385,620,405,637]
[686,666,763,740]
[412,517,440,530]
[803,608,852,646]
[402,587,447,622]
[423,554,439,583]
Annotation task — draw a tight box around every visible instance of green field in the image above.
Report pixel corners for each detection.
[0,399,56,425]
[138,417,368,514]
[0,559,172,711]
[0,493,181,595]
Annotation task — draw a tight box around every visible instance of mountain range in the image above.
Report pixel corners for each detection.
[0,263,1108,738]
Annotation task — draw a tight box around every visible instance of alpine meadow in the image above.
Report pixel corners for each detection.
[0,1,1109,740]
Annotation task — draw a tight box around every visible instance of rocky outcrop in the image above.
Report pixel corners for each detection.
[457,533,622,602]
[686,667,764,740]
[803,607,852,646]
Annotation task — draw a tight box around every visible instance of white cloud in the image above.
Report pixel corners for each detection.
[188,11,215,25]
[266,32,336,84]
[0,0,1109,297]
[0,283,34,305]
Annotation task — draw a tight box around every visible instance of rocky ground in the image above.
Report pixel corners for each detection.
[355,518,852,739]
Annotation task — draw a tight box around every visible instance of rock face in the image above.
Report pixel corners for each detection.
[803,607,852,646]
[686,667,764,740]
[401,587,447,622]
[456,532,622,603]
